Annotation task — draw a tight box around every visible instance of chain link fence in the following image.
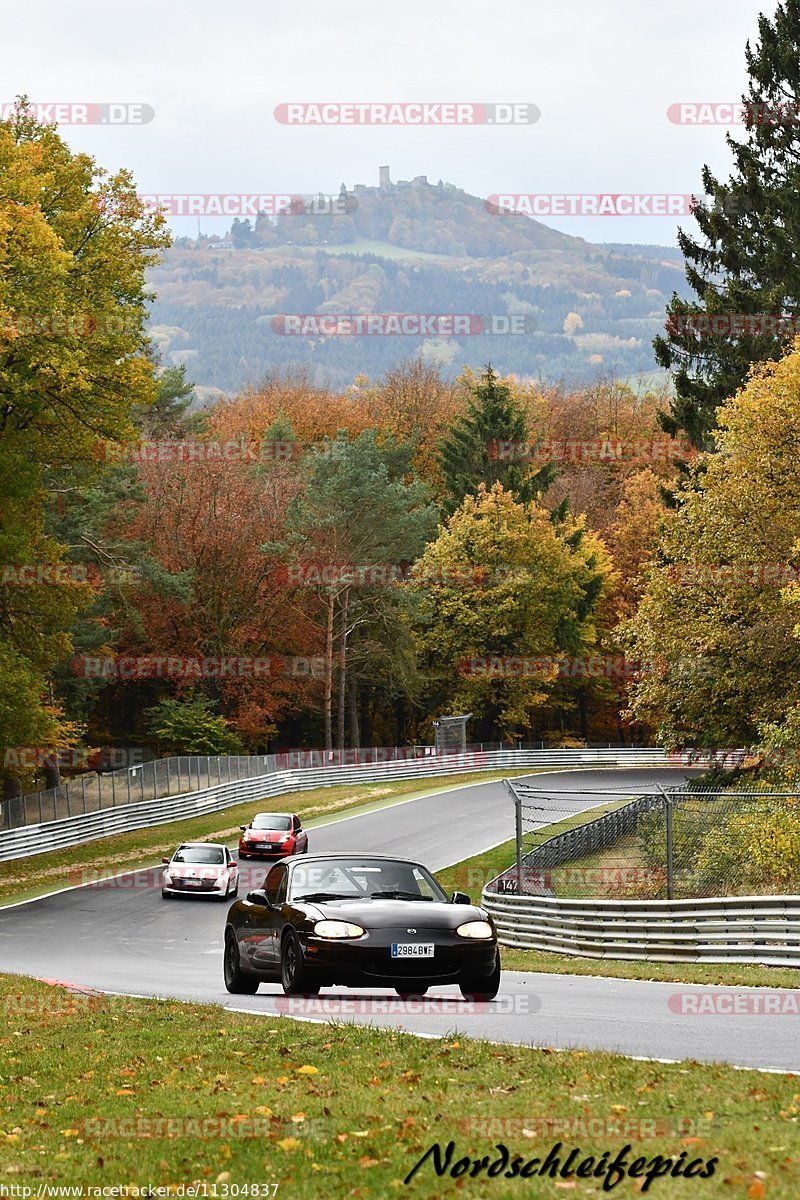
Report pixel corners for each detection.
[0,755,276,831]
[495,779,800,900]
[1,741,646,831]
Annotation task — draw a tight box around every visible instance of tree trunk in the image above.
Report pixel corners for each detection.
[324,592,334,752]
[360,688,373,746]
[337,588,349,752]
[43,759,61,790]
[348,671,360,748]
[3,775,22,802]
[578,688,589,743]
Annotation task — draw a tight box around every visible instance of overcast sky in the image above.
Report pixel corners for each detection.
[2,0,777,245]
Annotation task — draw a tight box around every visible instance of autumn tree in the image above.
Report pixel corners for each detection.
[114,450,309,750]
[0,101,168,795]
[622,340,800,748]
[411,483,616,741]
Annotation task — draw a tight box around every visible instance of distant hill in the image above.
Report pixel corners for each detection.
[146,172,692,397]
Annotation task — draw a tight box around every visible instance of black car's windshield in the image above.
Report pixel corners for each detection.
[172,846,225,865]
[288,859,447,903]
[251,814,292,831]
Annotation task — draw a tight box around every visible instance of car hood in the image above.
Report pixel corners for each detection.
[298,899,490,930]
[245,830,290,841]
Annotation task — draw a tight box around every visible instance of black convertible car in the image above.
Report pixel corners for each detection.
[222,853,501,1000]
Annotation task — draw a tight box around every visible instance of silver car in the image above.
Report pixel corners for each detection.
[161,842,239,900]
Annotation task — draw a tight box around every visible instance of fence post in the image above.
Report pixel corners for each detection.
[658,785,674,901]
[166,758,171,797]
[507,779,524,894]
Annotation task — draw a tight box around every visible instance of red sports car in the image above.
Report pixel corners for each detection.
[238,811,309,859]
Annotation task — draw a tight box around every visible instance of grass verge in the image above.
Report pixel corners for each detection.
[438,838,800,989]
[0,770,533,908]
[0,973,797,1196]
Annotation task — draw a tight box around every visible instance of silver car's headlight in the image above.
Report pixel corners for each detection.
[313,920,365,939]
[456,920,494,939]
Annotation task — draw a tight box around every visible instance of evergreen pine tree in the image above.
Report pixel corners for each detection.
[438,365,555,513]
[655,0,800,449]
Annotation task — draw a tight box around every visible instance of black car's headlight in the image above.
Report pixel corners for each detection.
[455,920,494,940]
[313,920,366,939]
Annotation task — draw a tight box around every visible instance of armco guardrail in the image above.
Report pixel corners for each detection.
[0,747,669,863]
[481,890,800,967]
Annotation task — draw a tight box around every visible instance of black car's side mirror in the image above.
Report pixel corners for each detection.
[245,890,272,907]
[451,891,471,905]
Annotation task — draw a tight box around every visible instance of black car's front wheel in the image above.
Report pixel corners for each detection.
[459,951,501,1002]
[281,931,320,996]
[223,929,259,994]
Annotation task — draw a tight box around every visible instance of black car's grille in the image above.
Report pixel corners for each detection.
[360,948,464,979]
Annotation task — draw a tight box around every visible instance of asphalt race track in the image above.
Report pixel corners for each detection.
[2,767,797,1073]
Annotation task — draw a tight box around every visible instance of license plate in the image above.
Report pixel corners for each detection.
[184,879,202,887]
[391,943,434,958]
